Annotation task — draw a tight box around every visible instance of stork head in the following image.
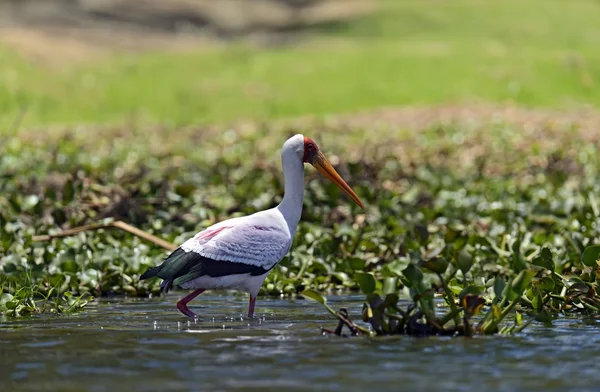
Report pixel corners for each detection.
[284,134,364,208]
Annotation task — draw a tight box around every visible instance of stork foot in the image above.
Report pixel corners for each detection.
[176,288,205,318]
[177,301,198,318]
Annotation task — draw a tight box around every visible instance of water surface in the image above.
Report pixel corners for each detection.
[2,294,600,391]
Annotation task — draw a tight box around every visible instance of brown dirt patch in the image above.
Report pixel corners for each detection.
[0,0,375,65]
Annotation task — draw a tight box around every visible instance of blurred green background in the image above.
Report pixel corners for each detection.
[1,0,599,129]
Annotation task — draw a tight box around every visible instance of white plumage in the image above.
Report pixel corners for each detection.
[180,210,294,270]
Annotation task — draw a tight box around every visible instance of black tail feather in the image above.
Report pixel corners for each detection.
[160,278,174,294]
[140,247,272,294]
[140,266,161,280]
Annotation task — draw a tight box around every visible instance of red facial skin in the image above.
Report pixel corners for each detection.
[303,137,319,164]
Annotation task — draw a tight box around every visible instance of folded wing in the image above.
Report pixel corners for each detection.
[140,219,292,292]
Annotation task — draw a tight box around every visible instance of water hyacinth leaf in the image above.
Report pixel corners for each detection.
[355,272,377,294]
[63,179,75,203]
[515,311,523,326]
[511,270,535,296]
[333,272,350,283]
[566,282,590,297]
[0,293,14,307]
[61,259,79,274]
[492,304,501,320]
[300,289,327,305]
[22,195,40,211]
[541,247,553,262]
[444,229,460,244]
[383,259,410,277]
[535,309,553,324]
[532,256,553,270]
[494,276,506,300]
[420,257,449,274]
[511,238,527,272]
[532,291,544,311]
[382,277,398,295]
[581,245,600,267]
[402,263,423,287]
[174,183,196,197]
[414,224,429,245]
[452,235,468,250]
[502,280,520,302]
[533,276,555,292]
[383,293,399,308]
[456,250,474,274]
[447,277,463,295]
[347,257,366,270]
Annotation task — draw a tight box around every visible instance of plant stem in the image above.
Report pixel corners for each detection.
[512,314,537,334]
[483,296,520,334]
[334,309,372,336]
[438,271,461,327]
[439,307,462,328]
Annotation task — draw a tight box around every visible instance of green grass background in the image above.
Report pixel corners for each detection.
[2,0,600,128]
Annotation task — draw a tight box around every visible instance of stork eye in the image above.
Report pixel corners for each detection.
[307,143,314,150]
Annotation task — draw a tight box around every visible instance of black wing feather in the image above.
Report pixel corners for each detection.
[140,248,271,293]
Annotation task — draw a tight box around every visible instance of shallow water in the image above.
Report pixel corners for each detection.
[2,294,600,392]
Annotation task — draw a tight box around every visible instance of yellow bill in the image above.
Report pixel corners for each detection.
[312,151,364,208]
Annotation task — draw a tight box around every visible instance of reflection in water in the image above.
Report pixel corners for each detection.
[2,294,600,392]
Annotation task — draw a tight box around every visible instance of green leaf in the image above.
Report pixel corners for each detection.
[402,263,423,287]
[414,224,429,245]
[493,276,506,300]
[300,289,327,305]
[355,272,377,294]
[420,257,449,274]
[383,259,410,277]
[515,311,523,326]
[456,250,474,274]
[533,276,555,292]
[535,309,553,324]
[22,195,40,211]
[63,179,75,203]
[383,293,399,308]
[541,247,553,262]
[532,256,553,270]
[382,277,398,295]
[0,293,14,306]
[347,257,366,270]
[511,238,527,272]
[566,281,589,297]
[531,291,543,311]
[511,270,535,296]
[581,245,600,267]
[61,260,79,274]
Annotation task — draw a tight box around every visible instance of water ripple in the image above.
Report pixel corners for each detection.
[2,294,600,392]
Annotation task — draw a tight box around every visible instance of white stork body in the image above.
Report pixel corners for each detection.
[140,134,363,318]
[178,209,294,297]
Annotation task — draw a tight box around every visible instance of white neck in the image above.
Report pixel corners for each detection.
[277,152,305,237]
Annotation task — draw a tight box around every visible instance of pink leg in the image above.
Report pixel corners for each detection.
[248,296,256,318]
[177,289,205,318]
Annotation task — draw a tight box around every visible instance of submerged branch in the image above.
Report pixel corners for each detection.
[335,308,371,336]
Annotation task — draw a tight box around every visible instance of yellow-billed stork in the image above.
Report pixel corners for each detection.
[140,134,363,318]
